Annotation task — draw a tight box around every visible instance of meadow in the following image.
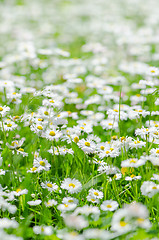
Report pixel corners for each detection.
[0,0,159,239]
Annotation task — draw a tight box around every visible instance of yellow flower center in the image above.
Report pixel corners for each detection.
[137,218,144,223]
[70,232,78,236]
[113,109,118,112]
[100,146,105,150]
[80,127,84,130]
[37,126,43,130]
[120,221,127,227]
[155,124,158,127]
[49,131,55,136]
[49,100,54,103]
[64,204,68,207]
[74,136,79,143]
[47,183,52,188]
[121,136,125,142]
[94,192,99,196]
[156,150,159,154]
[130,159,137,163]
[112,135,117,140]
[110,148,114,151]
[69,183,75,188]
[91,198,95,202]
[7,123,12,127]
[0,107,3,111]
[31,167,37,171]
[11,141,18,146]
[68,200,74,203]
[40,161,45,166]
[130,174,135,178]
[44,111,49,115]
[16,188,21,193]
[106,150,110,154]
[18,148,24,152]
[106,204,112,208]
[152,186,157,189]
[38,118,43,121]
[85,142,90,147]
[108,123,113,126]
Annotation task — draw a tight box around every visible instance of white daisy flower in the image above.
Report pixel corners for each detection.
[0,105,10,117]
[141,181,159,198]
[41,181,58,192]
[33,225,53,235]
[27,200,42,206]
[44,199,58,207]
[57,203,77,212]
[77,139,96,154]
[101,200,119,211]
[88,188,103,199]
[61,178,82,194]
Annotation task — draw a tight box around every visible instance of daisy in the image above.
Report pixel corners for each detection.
[135,126,149,139]
[101,200,119,211]
[13,188,28,197]
[61,178,82,194]
[150,148,159,157]
[86,195,100,204]
[57,203,77,212]
[141,181,159,198]
[33,225,53,235]
[107,109,128,121]
[63,215,88,230]
[88,188,103,199]
[16,148,28,157]
[33,157,51,172]
[146,66,159,76]
[125,175,141,181]
[151,174,159,181]
[0,106,10,117]
[7,139,25,149]
[41,181,58,192]
[73,205,100,216]
[129,139,146,149]
[42,98,63,108]
[27,200,42,206]
[27,167,39,173]
[0,218,19,229]
[3,120,17,131]
[44,199,58,207]
[30,123,45,135]
[121,158,146,168]
[77,139,96,154]
[111,208,133,233]
[44,128,62,141]
[62,197,79,205]
[98,146,120,159]
[100,119,118,130]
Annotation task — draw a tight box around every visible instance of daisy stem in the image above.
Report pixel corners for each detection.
[118,85,122,137]
[1,116,7,146]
